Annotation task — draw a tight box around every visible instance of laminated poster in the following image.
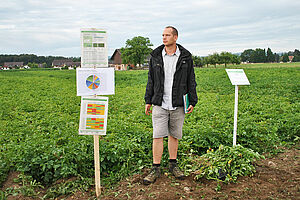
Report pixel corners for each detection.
[80,28,108,68]
[79,96,108,135]
[76,68,115,96]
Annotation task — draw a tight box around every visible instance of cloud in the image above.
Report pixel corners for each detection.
[0,0,299,57]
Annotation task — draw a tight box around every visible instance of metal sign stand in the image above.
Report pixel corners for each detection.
[225,69,250,147]
[233,85,239,146]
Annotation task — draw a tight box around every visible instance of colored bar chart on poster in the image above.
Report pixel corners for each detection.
[87,104,105,115]
[79,96,108,135]
[86,118,104,130]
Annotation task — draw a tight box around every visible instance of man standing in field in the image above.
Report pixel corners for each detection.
[144,26,198,185]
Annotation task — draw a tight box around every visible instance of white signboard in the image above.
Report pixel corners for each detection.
[226,69,250,85]
[79,96,109,135]
[81,28,108,68]
[76,68,115,96]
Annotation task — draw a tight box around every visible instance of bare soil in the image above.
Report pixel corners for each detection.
[2,147,299,200]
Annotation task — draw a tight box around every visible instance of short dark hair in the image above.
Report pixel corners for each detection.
[165,26,178,36]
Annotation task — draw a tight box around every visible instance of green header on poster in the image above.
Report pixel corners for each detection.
[81,31,106,33]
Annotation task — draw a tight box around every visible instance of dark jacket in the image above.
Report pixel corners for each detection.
[145,44,198,107]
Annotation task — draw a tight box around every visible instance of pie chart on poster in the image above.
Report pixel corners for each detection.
[86,75,100,89]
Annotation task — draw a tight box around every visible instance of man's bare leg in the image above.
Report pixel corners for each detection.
[153,138,164,164]
[168,135,178,159]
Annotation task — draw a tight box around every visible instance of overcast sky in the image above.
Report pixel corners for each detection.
[0,0,299,57]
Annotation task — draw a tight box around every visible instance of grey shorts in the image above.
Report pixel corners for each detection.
[152,106,185,139]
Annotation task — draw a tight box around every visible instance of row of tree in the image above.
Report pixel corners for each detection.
[193,52,241,68]
[119,36,241,68]
[1,36,299,68]
[120,36,300,68]
[0,54,80,67]
[241,48,300,63]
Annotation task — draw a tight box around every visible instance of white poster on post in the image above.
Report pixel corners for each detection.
[81,28,108,68]
[76,68,115,96]
[79,96,108,135]
[226,69,250,85]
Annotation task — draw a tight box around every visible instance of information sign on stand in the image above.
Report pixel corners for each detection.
[226,69,250,146]
[76,68,115,96]
[80,28,108,68]
[79,96,109,135]
[78,28,114,198]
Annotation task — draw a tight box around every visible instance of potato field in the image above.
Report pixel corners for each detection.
[0,63,299,199]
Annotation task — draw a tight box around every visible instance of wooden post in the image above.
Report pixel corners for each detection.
[93,89,101,197]
[94,135,101,197]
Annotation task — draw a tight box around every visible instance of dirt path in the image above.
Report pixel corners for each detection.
[99,147,299,200]
[2,147,299,200]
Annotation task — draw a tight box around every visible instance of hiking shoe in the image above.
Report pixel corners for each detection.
[143,166,161,185]
[169,162,185,179]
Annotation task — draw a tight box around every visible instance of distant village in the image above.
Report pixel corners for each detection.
[1,47,299,71]
[0,49,138,71]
